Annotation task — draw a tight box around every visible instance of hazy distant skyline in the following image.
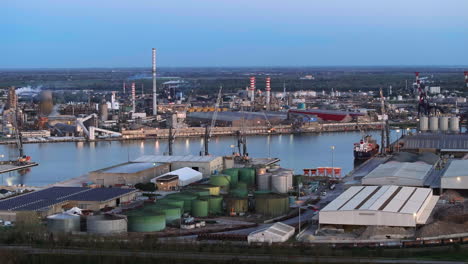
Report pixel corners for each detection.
[2,0,467,68]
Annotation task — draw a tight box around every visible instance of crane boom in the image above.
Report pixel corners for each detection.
[203,86,222,155]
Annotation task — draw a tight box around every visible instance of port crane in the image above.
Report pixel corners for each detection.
[167,90,194,155]
[203,86,222,156]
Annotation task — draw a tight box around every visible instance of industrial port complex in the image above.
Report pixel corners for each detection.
[0,62,468,263]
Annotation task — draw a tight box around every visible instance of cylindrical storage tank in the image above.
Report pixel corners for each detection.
[419,116,429,132]
[187,188,210,197]
[39,90,54,116]
[157,199,184,210]
[47,213,80,233]
[225,197,248,214]
[257,173,272,191]
[165,193,197,212]
[439,116,449,132]
[210,175,231,192]
[87,214,127,234]
[450,117,460,133]
[125,211,166,232]
[271,175,289,193]
[99,102,109,122]
[238,168,255,186]
[222,168,239,187]
[193,185,220,196]
[230,186,248,198]
[255,193,289,217]
[429,116,439,132]
[191,199,209,217]
[144,204,181,224]
[207,196,223,215]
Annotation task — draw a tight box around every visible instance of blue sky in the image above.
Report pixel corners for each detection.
[2,0,467,68]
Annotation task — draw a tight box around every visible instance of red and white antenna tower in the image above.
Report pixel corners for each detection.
[265,76,271,108]
[249,76,256,102]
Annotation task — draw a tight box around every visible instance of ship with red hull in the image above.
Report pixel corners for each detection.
[353,135,379,160]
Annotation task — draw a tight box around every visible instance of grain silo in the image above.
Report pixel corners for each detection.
[450,117,460,133]
[255,193,289,217]
[99,100,109,122]
[429,116,439,132]
[257,173,272,191]
[439,116,449,132]
[47,213,80,233]
[419,116,429,132]
[86,214,127,234]
[271,175,289,193]
[39,90,54,116]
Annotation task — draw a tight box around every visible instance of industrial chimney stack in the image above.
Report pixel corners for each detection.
[131,82,136,112]
[123,82,126,94]
[152,48,157,116]
[265,76,271,109]
[249,76,256,102]
[415,72,421,99]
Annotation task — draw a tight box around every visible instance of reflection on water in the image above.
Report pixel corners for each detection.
[0,130,404,187]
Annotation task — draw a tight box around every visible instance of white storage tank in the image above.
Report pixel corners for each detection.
[271,175,289,193]
[439,116,449,132]
[419,116,429,132]
[87,214,128,234]
[47,213,81,233]
[429,116,439,132]
[450,117,460,133]
[257,173,272,191]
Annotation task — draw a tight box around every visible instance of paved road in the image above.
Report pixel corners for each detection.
[1,245,464,264]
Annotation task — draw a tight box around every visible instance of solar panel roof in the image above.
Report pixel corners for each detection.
[0,187,136,212]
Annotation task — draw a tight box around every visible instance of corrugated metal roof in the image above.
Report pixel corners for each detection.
[133,155,220,163]
[323,185,433,215]
[402,134,468,150]
[102,162,161,174]
[442,160,468,178]
[363,162,432,181]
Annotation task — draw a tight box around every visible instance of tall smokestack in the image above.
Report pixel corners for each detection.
[123,82,126,94]
[249,76,255,102]
[265,76,271,109]
[152,48,157,116]
[465,71,468,88]
[415,72,421,99]
[131,82,136,112]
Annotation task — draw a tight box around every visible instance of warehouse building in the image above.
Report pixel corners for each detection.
[187,111,287,127]
[89,162,170,187]
[133,155,223,177]
[441,160,468,190]
[361,152,438,187]
[0,187,137,221]
[248,222,295,244]
[401,134,468,156]
[319,185,439,227]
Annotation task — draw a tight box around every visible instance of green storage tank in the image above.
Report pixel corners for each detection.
[157,199,184,210]
[238,168,255,186]
[191,199,209,217]
[125,210,166,232]
[222,168,239,187]
[210,174,231,192]
[166,193,198,212]
[144,205,181,224]
[255,193,290,217]
[207,196,223,215]
[230,187,248,198]
[225,196,248,214]
[187,188,210,197]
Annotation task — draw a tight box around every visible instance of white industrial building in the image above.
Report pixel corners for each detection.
[248,222,295,244]
[319,185,439,227]
[150,167,202,187]
[441,160,468,190]
[133,155,224,177]
[362,162,432,187]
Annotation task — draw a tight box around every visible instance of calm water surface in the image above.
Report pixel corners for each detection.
[0,130,403,186]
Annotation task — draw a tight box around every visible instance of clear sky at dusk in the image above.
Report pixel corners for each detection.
[2,0,467,68]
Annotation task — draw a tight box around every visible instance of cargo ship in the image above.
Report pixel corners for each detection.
[353,135,379,160]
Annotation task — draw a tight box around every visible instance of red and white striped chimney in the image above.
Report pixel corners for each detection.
[464,71,468,88]
[415,72,422,101]
[249,76,256,102]
[265,76,271,107]
[131,82,136,112]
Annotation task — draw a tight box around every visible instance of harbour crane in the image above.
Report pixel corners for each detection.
[167,90,193,156]
[203,86,222,156]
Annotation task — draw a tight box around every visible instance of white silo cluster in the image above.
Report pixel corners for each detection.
[419,116,459,133]
[256,166,293,194]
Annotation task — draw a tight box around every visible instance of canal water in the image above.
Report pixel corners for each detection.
[0,130,404,186]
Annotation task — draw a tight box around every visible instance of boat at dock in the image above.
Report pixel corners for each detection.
[353,135,379,160]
